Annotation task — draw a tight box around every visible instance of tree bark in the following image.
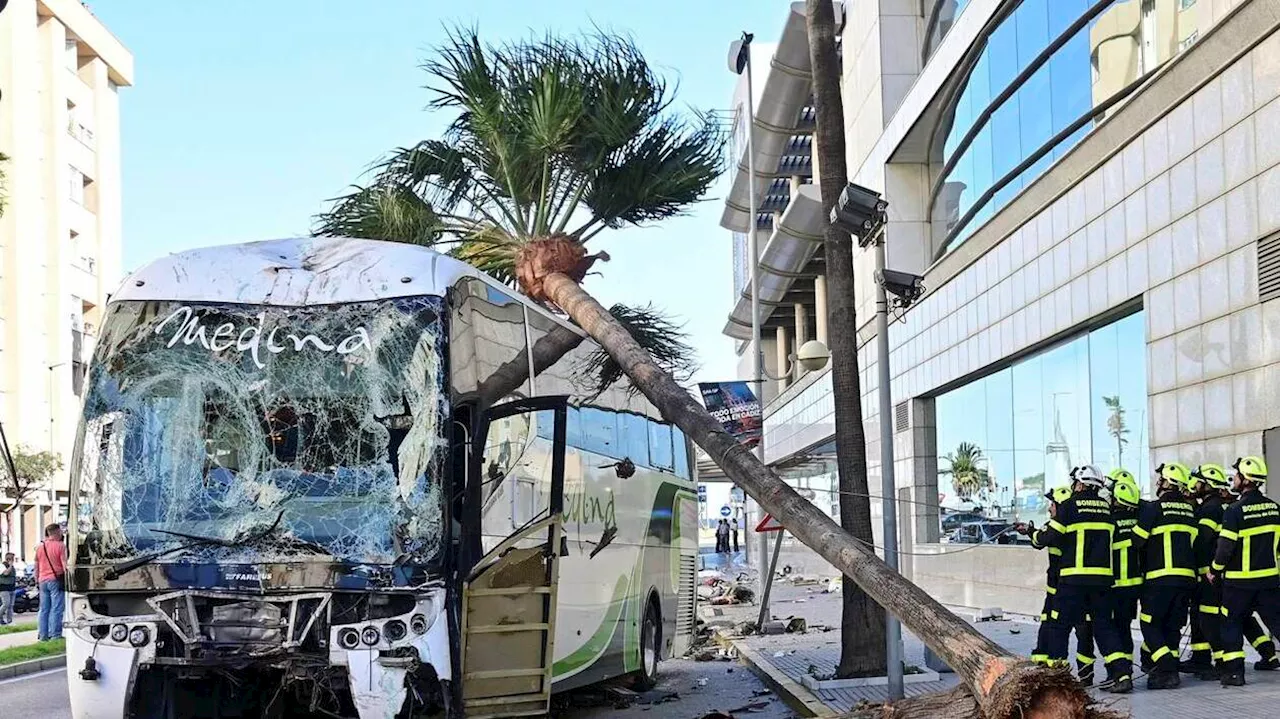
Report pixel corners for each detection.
[804,0,886,678]
[540,270,1110,719]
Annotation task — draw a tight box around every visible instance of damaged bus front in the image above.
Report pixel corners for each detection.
[67,286,456,718]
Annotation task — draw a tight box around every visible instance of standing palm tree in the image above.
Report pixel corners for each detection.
[1103,395,1128,465]
[804,0,885,678]
[941,442,992,502]
[318,28,1091,717]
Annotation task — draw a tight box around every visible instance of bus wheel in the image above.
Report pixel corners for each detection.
[634,602,661,690]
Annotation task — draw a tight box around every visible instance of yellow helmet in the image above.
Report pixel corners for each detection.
[1045,485,1072,504]
[1234,456,1269,483]
[1192,463,1230,489]
[1107,468,1136,487]
[1113,476,1141,508]
[1157,461,1196,493]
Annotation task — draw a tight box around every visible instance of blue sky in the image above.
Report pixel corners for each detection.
[91,0,787,385]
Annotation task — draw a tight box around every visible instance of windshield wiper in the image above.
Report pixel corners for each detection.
[104,510,288,580]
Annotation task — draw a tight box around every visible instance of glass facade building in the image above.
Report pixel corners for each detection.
[929,0,1201,254]
[935,310,1148,528]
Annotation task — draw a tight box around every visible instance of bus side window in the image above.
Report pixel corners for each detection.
[648,421,674,472]
[673,428,690,479]
[580,408,617,458]
[617,413,649,468]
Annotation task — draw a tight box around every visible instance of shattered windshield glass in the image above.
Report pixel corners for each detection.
[72,297,448,567]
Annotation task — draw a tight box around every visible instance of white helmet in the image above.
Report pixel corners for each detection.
[1075,464,1104,487]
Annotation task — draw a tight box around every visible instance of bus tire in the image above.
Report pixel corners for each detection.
[633,600,661,690]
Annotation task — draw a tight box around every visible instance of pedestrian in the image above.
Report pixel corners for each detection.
[0,552,15,625]
[1131,461,1199,690]
[716,519,730,554]
[1209,456,1280,687]
[1027,464,1134,693]
[1107,470,1144,673]
[731,518,740,553]
[35,523,66,641]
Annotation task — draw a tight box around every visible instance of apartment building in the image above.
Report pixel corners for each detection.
[726,0,1278,613]
[0,0,132,559]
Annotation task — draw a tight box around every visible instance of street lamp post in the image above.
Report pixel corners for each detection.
[831,182,924,700]
[728,31,770,591]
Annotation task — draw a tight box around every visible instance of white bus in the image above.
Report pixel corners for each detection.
[64,237,699,719]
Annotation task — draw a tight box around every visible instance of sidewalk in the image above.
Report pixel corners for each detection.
[709,580,1280,717]
[0,628,40,650]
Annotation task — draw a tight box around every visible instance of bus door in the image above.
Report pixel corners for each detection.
[461,397,566,718]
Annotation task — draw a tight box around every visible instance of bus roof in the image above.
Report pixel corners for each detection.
[112,236,584,335]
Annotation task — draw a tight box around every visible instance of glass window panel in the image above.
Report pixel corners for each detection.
[565,406,583,449]
[1018,65,1055,159]
[1048,0,1089,38]
[987,18,1021,97]
[1015,0,1050,69]
[971,124,994,205]
[990,99,1023,179]
[648,421,674,471]
[1049,30,1092,137]
[580,407,618,457]
[935,310,1148,527]
[619,412,650,466]
[673,428,690,479]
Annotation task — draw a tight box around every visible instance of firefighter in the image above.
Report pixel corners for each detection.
[1108,470,1143,673]
[1181,463,1279,679]
[1131,461,1199,690]
[1024,483,1095,682]
[1029,465,1133,692]
[1209,456,1280,687]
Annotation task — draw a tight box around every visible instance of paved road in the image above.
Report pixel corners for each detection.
[2,660,790,719]
[0,668,73,718]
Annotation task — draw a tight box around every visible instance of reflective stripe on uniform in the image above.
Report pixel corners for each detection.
[1254,635,1273,649]
[1198,605,1221,615]
[1045,586,1057,595]
[1219,528,1239,541]
[1048,519,1067,533]
[1113,577,1143,587]
[1146,567,1196,580]
[1199,517,1222,532]
[1076,654,1095,665]
[1104,651,1130,664]
[1062,566,1112,577]
[1047,547,1062,556]
[1189,642,1212,651]
[1139,613,1153,624]
[1132,525,1151,539]
[1151,646,1172,661]
[1222,651,1247,662]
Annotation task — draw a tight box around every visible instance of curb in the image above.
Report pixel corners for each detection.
[0,654,65,680]
[713,631,838,718]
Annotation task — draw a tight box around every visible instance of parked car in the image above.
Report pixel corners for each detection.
[949,520,1020,545]
[940,510,985,534]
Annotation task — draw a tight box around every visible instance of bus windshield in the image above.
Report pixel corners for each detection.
[72,296,449,569]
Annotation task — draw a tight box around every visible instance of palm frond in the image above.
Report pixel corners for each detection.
[577,304,698,398]
[314,183,443,246]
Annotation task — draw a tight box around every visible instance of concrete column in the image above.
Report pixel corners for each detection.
[775,324,790,394]
[789,175,803,197]
[793,302,808,381]
[814,275,829,345]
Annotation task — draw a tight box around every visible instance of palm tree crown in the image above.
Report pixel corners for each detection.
[315,28,723,394]
[941,441,992,502]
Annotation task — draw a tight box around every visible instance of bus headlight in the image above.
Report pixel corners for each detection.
[383,619,407,642]
[128,626,150,648]
[89,625,109,640]
[337,628,360,649]
[361,626,380,646]
[110,624,128,642]
[410,614,428,635]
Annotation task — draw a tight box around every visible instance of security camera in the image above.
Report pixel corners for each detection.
[794,340,830,373]
[829,182,888,247]
[877,269,925,307]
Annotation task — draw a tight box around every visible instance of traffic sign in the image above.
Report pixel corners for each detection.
[755,513,784,532]
[698,484,708,502]
[720,505,732,518]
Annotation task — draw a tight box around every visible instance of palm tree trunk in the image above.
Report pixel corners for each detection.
[804,0,886,678]
[476,324,585,405]
[539,271,1110,719]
